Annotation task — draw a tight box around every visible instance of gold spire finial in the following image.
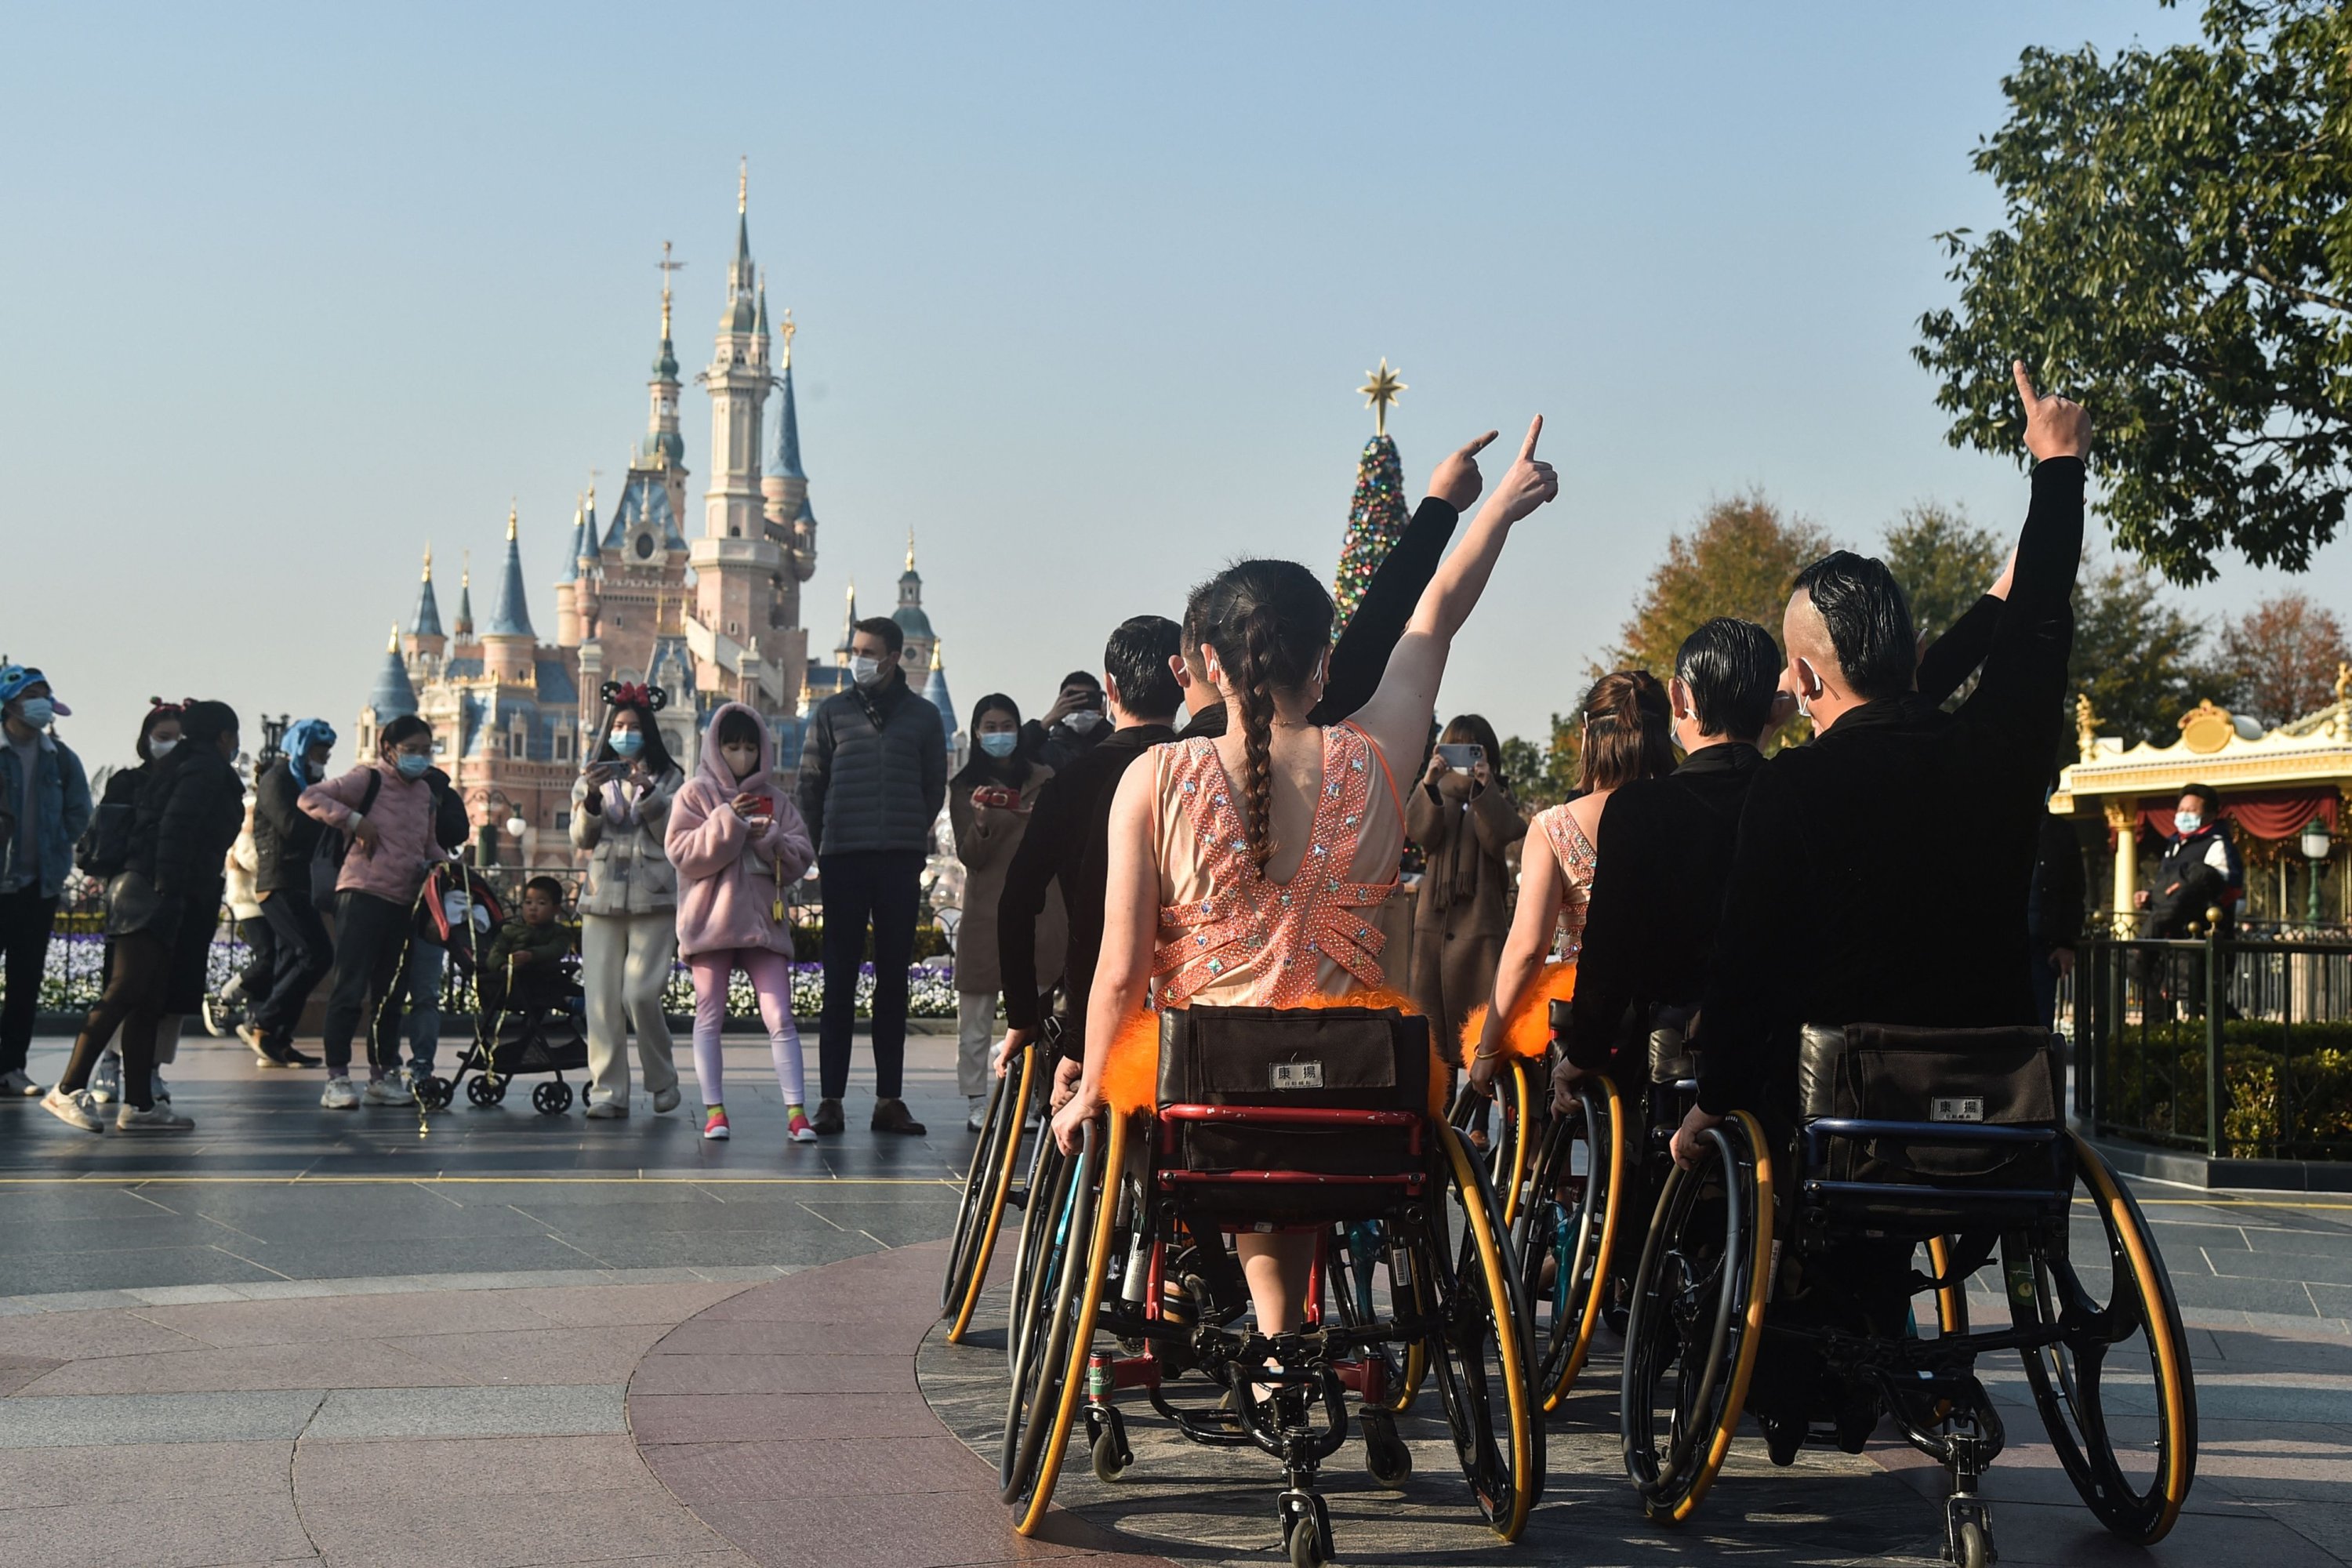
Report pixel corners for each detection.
[656,240,682,339]
[906,527,916,572]
[1359,358,1406,438]
[738,157,748,215]
[461,550,470,588]
[506,500,517,542]
[387,623,400,654]
[779,308,796,370]
[422,543,433,581]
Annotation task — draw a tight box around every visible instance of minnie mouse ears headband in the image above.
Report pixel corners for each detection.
[601,681,667,713]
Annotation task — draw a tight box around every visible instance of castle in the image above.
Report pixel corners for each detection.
[358,168,959,868]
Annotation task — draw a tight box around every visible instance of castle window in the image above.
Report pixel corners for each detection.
[555,810,570,831]
[552,731,572,763]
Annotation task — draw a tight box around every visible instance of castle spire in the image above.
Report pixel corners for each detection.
[771,319,806,481]
[410,544,445,637]
[372,623,418,719]
[454,554,474,638]
[557,496,586,586]
[488,504,534,638]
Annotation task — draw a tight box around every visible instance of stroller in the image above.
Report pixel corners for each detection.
[408,866,590,1115]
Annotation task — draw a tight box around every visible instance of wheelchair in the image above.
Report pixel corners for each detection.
[942,1028,1050,1343]
[1620,1022,2197,1566]
[999,1003,1544,1566]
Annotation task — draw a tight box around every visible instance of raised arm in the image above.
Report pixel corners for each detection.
[1051,757,1160,1152]
[1351,417,1559,768]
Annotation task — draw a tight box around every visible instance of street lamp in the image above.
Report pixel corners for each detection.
[2304,818,2335,925]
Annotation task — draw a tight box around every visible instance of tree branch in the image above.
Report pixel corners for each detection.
[2245,261,2352,315]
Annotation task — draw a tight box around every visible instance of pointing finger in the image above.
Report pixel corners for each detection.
[2012,358,2040,408]
[1458,430,1499,458]
[1518,414,1544,462]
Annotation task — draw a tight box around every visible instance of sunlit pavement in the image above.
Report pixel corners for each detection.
[5,1034,2352,1566]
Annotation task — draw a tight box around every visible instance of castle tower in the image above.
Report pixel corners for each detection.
[452,554,476,647]
[643,241,687,472]
[359,624,417,757]
[690,162,782,699]
[483,503,536,685]
[893,530,937,681]
[554,496,587,648]
[406,546,446,666]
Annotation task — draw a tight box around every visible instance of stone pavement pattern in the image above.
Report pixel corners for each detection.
[5,1036,2352,1564]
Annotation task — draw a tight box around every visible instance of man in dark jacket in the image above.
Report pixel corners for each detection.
[0,666,90,1096]
[245,719,336,1068]
[797,616,948,1136]
[1682,363,2089,1158]
[2138,782,2242,1018]
[1024,671,1112,772]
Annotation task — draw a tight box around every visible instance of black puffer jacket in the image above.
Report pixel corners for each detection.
[795,674,948,856]
[118,745,244,939]
[252,758,325,895]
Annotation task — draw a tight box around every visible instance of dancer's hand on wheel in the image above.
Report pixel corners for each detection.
[1670,1105,1723,1171]
[993,1027,1030,1078]
[1491,416,1559,524]
[1428,430,1497,512]
[1051,1056,1082,1109]
[2014,360,2090,462]
[1468,1050,1500,1098]
[1050,1076,1100,1153]
[1551,1056,1588,1118]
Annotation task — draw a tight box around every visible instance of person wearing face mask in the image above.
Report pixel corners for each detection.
[72,701,189,1105]
[795,616,948,1137]
[1024,672,1111,772]
[669,703,818,1142]
[947,695,1065,1130]
[2136,782,2242,1017]
[0,666,89,1097]
[42,701,242,1134]
[242,719,336,1069]
[299,714,450,1109]
[571,688,687,1117]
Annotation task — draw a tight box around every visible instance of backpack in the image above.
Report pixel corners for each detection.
[310,769,383,903]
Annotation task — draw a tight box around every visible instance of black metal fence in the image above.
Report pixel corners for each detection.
[2078,928,2352,1161]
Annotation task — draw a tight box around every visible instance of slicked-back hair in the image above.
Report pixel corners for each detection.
[1104,616,1181,719]
[1791,550,1918,701]
[1675,618,1783,741]
[852,615,905,656]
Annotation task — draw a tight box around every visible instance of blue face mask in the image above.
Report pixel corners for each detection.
[2175,811,2203,836]
[395,753,430,781]
[609,728,645,759]
[13,698,54,729]
[977,731,1018,759]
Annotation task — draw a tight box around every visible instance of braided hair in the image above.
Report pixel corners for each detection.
[1193,559,1334,871]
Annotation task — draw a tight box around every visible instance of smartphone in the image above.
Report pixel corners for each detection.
[1435,742,1484,771]
[746,794,775,817]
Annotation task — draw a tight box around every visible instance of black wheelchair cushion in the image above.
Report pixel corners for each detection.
[1797,1022,2060,1183]
[1156,1004,1431,1187]
[1649,1004,1698,1084]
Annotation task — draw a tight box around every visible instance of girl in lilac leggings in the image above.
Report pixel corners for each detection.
[666,703,818,1142]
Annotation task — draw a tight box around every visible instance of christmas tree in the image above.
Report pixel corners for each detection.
[1332,359,1409,630]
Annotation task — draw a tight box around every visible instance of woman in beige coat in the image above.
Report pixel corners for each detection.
[948,696,1065,1131]
[1406,713,1527,1052]
[570,698,685,1117]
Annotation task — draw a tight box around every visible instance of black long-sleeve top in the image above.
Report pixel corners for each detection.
[1001,495,1461,1057]
[1694,459,2084,1116]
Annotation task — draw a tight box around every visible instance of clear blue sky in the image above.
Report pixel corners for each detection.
[5,0,2318,769]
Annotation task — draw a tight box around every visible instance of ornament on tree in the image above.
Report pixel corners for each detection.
[1333,358,1409,630]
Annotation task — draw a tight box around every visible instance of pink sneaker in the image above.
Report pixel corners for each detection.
[702,1107,731,1142]
[787,1110,817,1144]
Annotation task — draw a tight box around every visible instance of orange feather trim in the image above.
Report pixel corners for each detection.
[1457,960,1576,1071]
[1102,986,1447,1120]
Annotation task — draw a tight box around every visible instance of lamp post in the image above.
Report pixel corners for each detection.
[2304,818,2335,926]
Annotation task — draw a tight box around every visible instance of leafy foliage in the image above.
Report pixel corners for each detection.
[2197,590,2351,727]
[1881,502,2004,645]
[2071,555,2208,751]
[1499,718,1581,811]
[1606,492,1837,676]
[1915,0,2352,583]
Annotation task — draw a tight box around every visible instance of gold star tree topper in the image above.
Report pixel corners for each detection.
[1359,358,1406,437]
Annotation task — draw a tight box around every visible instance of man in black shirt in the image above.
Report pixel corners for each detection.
[1675,363,2089,1166]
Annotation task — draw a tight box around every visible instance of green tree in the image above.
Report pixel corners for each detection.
[1501,719,1580,811]
[1915,0,2352,583]
[1881,502,2003,646]
[2197,590,2350,728]
[2071,556,2207,755]
[1609,492,1837,675]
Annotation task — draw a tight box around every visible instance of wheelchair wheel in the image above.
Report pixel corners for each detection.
[1004,1112,1123,1536]
[1519,1078,1625,1411]
[1621,1109,1776,1526]
[1327,1220,1427,1414]
[1429,1120,1543,1541]
[1006,1130,1065,1377]
[1450,1059,1534,1227]
[532,1080,572,1116]
[1925,1233,1969,1337]
[943,1045,1034,1338]
[2012,1134,2196,1544]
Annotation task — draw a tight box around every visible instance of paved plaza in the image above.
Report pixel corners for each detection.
[6,1033,2352,1566]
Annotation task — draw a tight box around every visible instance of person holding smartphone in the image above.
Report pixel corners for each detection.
[1404,714,1526,1057]
[1025,671,1111,772]
[947,695,1065,1130]
[571,689,686,1118]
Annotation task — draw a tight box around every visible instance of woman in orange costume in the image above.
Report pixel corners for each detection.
[1466,670,1673,1097]
[1051,417,1561,1339]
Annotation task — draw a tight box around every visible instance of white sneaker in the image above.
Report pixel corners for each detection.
[321,1076,361,1110]
[117,1102,194,1133]
[652,1085,681,1114]
[584,1098,629,1119]
[967,1097,988,1133]
[363,1074,415,1106]
[89,1052,121,1105]
[39,1086,104,1132]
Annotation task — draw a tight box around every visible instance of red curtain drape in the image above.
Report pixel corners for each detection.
[2133,787,2338,844]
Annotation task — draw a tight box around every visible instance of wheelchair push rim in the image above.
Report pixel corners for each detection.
[1432,1120,1544,1541]
[1519,1077,1625,1413]
[1325,1219,1428,1415]
[1009,1111,1127,1537]
[2011,1134,2197,1544]
[1450,1060,1534,1229]
[1620,1108,1775,1526]
[944,1044,1036,1337]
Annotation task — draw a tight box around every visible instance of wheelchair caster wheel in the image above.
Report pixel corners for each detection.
[1090,1426,1127,1484]
[1083,1402,1131,1484]
[415,1076,452,1111]
[532,1080,573,1116]
[465,1075,501,1108]
[1955,1520,1991,1567]
[1361,1409,1412,1486]
[1278,1491,1332,1568]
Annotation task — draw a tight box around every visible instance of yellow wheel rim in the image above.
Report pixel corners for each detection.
[948,1046,1035,1343]
[1014,1111,1127,1537]
[2072,1132,2193,1541]
[1441,1121,1539,1541]
[1547,1079,1627,1411]
[1669,1108,1775,1524]
[1499,1059,1534,1229]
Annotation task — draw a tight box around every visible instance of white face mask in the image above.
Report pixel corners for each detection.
[1062,710,1103,735]
[2175,811,2204,835]
[147,738,180,760]
[849,655,886,688]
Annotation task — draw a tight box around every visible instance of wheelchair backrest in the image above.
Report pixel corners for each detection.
[1156,1004,1431,1115]
[1797,1022,2061,1185]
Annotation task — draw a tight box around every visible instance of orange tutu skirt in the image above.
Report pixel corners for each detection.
[1457,960,1576,1073]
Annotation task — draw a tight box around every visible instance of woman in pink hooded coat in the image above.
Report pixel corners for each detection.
[666,703,817,1142]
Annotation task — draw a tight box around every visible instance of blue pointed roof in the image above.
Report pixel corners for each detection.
[604,474,686,553]
[410,559,444,639]
[557,507,586,585]
[924,661,954,751]
[487,517,534,638]
[772,363,806,481]
[371,637,417,719]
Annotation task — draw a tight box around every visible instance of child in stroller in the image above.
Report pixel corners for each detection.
[416,877,590,1114]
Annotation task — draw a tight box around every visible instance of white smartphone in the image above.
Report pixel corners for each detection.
[1435,742,1483,771]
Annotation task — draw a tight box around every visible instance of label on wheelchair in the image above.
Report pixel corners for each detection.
[1931,1096,1986,1123]
[1270,1059,1325,1091]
